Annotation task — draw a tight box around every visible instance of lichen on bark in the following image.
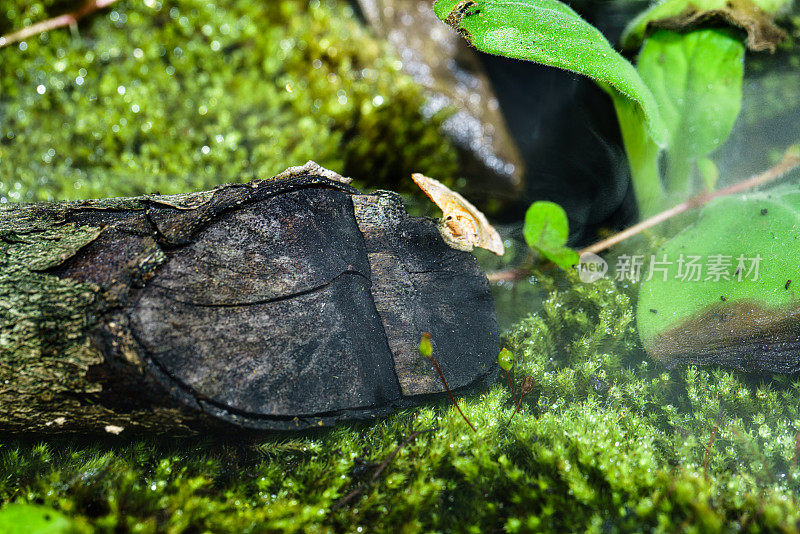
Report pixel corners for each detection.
[0,201,195,434]
[0,222,105,431]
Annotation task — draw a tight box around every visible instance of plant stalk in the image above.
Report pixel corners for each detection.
[0,0,119,48]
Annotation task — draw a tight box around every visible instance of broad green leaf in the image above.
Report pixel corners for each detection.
[637,181,800,363]
[523,201,579,270]
[433,0,667,146]
[622,0,791,51]
[0,504,72,534]
[638,29,744,195]
[697,157,719,190]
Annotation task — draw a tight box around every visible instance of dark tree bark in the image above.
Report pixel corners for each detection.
[0,170,499,434]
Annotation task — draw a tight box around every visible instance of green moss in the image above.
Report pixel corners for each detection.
[3,268,800,531]
[0,0,458,202]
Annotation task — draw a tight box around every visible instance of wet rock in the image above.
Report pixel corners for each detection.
[355,0,525,203]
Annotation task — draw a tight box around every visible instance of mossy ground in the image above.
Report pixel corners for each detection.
[4,1,800,532]
[0,0,457,203]
[4,268,800,532]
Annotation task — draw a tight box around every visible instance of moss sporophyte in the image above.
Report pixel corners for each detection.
[419,333,477,432]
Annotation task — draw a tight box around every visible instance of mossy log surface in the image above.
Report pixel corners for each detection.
[0,172,498,435]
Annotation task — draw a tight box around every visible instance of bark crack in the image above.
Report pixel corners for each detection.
[146,269,371,308]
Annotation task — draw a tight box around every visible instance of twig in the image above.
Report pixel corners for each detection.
[0,0,119,48]
[487,146,800,283]
[487,267,531,284]
[330,428,433,510]
[579,147,800,256]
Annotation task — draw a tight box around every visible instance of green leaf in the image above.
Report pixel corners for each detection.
[608,88,664,216]
[433,0,667,146]
[637,29,744,195]
[0,504,72,534]
[697,157,719,190]
[637,181,800,361]
[621,0,791,51]
[523,201,579,270]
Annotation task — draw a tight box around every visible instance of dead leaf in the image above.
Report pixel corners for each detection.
[412,173,505,255]
[648,0,786,52]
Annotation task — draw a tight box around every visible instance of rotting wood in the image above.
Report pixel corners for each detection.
[0,170,499,434]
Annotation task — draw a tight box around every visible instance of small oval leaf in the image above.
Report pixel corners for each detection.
[523,201,579,270]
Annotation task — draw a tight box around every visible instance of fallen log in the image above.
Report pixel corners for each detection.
[0,165,499,434]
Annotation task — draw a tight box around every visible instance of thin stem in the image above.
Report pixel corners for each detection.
[665,150,693,199]
[703,425,718,477]
[505,368,518,406]
[486,146,800,284]
[0,0,119,48]
[609,87,664,217]
[507,396,525,424]
[330,428,434,510]
[507,376,534,425]
[429,355,477,432]
[580,146,800,256]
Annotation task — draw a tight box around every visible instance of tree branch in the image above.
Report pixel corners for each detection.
[0,0,119,48]
[579,146,800,256]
